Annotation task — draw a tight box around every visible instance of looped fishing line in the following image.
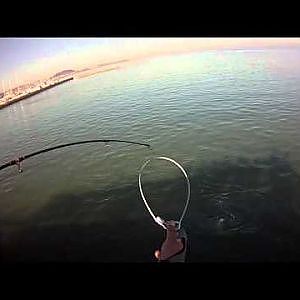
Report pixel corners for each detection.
[138,156,191,230]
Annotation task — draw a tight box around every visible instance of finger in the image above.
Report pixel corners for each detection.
[165,220,176,226]
[166,224,177,232]
[154,250,161,259]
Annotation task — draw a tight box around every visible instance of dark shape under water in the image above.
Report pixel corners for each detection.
[2,153,300,262]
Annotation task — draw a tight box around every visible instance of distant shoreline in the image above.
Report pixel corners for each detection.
[3,45,299,110]
[73,59,133,80]
[0,77,73,110]
[0,59,135,111]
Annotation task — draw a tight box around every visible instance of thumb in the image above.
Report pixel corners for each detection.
[154,250,161,260]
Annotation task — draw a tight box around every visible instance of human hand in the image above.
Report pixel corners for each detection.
[154,220,184,261]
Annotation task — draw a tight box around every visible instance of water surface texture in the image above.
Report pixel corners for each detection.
[1,49,300,262]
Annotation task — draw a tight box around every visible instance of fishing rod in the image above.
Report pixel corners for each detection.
[0,139,151,173]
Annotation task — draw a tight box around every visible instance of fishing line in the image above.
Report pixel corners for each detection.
[138,156,191,230]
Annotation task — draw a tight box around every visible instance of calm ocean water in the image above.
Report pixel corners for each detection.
[1,48,300,262]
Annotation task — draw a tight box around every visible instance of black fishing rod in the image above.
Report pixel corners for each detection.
[0,139,151,173]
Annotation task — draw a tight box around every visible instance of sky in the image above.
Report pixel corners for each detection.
[1,38,300,91]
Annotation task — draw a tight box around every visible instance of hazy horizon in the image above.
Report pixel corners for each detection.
[1,38,300,91]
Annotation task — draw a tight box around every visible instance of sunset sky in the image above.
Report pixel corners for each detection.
[1,38,300,90]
